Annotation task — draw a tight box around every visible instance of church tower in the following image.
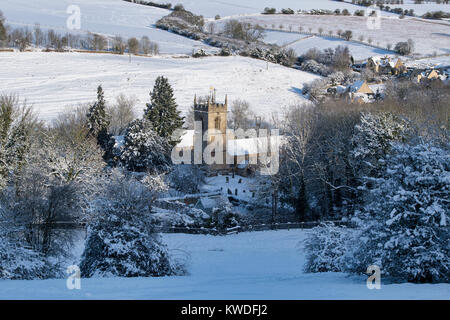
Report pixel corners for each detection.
[193,89,228,167]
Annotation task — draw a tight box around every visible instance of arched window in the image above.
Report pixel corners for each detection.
[214,117,221,129]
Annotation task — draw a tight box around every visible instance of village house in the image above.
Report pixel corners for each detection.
[367,56,406,75]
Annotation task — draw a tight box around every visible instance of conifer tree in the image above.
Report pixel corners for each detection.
[0,11,7,46]
[144,76,183,143]
[87,85,110,149]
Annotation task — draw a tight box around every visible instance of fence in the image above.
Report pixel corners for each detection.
[154,220,350,236]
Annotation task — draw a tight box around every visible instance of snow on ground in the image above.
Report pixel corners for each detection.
[262,30,310,47]
[230,14,450,57]
[405,55,450,68]
[0,52,318,122]
[1,230,449,299]
[286,35,394,61]
[1,0,212,54]
[153,0,374,18]
[342,0,450,16]
[201,174,256,203]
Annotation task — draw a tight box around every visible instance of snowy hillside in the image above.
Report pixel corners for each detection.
[152,0,370,18]
[228,14,450,57]
[0,52,318,121]
[1,230,449,299]
[0,0,211,54]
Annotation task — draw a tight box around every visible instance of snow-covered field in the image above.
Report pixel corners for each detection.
[0,52,318,121]
[153,0,368,18]
[286,35,393,61]
[1,230,449,299]
[343,0,450,16]
[406,55,450,68]
[228,14,450,57]
[0,0,212,54]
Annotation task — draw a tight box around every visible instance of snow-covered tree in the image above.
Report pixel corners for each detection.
[119,118,172,173]
[352,112,409,166]
[0,95,36,189]
[80,169,185,277]
[144,76,183,143]
[304,222,353,273]
[87,85,111,149]
[350,142,449,283]
[168,164,205,194]
[0,236,53,280]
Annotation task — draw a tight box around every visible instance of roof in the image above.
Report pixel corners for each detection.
[175,130,285,156]
[227,136,284,156]
[349,80,365,92]
[176,129,195,148]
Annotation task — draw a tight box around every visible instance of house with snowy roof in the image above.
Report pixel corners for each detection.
[367,56,406,75]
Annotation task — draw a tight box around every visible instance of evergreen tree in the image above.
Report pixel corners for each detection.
[351,143,449,283]
[119,118,171,173]
[0,11,7,46]
[144,76,183,143]
[87,85,110,149]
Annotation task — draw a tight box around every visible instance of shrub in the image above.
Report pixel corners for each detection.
[304,223,353,273]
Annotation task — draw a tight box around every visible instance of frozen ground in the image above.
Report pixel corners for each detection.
[343,0,450,16]
[229,14,450,57]
[406,55,450,68]
[0,230,449,299]
[0,52,318,122]
[0,0,212,54]
[262,30,310,47]
[286,35,394,61]
[153,0,367,18]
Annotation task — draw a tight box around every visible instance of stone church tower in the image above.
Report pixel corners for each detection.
[193,90,228,167]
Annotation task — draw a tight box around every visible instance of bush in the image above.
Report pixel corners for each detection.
[173,3,185,11]
[0,236,53,280]
[281,8,295,14]
[263,7,276,14]
[394,39,414,55]
[168,164,205,194]
[304,223,353,273]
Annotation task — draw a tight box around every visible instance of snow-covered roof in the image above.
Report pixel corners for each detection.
[176,130,195,149]
[349,80,365,92]
[227,136,284,156]
[175,131,285,156]
[336,85,347,94]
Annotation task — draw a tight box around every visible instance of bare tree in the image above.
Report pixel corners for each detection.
[112,35,126,54]
[140,36,151,55]
[107,94,137,135]
[33,24,44,47]
[127,37,139,55]
[228,99,255,130]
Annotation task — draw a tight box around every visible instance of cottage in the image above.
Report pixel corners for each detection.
[367,56,405,75]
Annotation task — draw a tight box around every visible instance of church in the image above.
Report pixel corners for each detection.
[174,89,283,176]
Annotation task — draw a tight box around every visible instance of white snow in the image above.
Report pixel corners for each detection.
[0,230,449,299]
[287,36,394,61]
[230,14,450,57]
[0,52,318,122]
[153,0,377,18]
[1,0,212,54]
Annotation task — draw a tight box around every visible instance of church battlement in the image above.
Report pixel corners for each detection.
[194,94,228,113]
